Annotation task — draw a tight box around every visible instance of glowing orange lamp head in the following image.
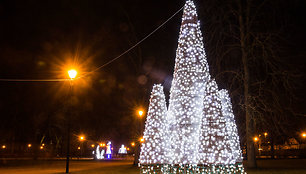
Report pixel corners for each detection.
[68,69,77,79]
[138,110,144,117]
[139,137,145,143]
[79,135,85,141]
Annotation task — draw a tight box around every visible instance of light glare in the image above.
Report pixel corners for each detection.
[68,69,77,79]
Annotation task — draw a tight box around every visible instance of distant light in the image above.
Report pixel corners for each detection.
[118,145,127,154]
[264,132,268,137]
[28,144,32,148]
[131,142,135,147]
[302,132,306,138]
[79,135,85,141]
[40,146,44,150]
[78,146,81,150]
[2,145,6,149]
[139,137,145,143]
[68,69,77,79]
[106,142,112,159]
[91,144,95,148]
[127,147,130,151]
[254,137,259,142]
[102,143,106,147]
[42,143,45,146]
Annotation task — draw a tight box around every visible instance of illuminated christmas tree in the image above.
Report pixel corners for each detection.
[167,0,210,165]
[140,84,168,165]
[199,79,231,164]
[198,82,245,172]
[219,89,243,164]
[140,0,245,173]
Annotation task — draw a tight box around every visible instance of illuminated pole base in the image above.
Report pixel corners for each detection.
[140,163,246,174]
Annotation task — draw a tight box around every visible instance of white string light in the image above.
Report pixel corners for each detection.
[140,0,245,173]
[167,0,209,165]
[140,84,168,164]
[118,144,127,154]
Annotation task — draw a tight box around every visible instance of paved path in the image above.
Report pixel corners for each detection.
[0,160,138,174]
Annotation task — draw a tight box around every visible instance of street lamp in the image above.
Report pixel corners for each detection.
[79,135,85,141]
[66,69,77,173]
[302,132,306,138]
[133,109,145,165]
[264,132,268,137]
[137,109,145,135]
[79,135,85,158]
[68,69,77,79]
[138,110,144,117]
[139,137,145,143]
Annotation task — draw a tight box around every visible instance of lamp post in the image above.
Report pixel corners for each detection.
[133,109,144,165]
[66,69,77,173]
[137,109,144,137]
[79,135,85,158]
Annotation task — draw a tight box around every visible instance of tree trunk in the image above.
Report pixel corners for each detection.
[238,0,257,168]
[133,143,140,166]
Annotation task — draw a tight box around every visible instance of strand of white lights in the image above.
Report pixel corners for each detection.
[167,0,210,165]
[140,164,245,173]
[219,89,243,164]
[118,144,127,154]
[139,84,168,165]
[199,79,231,165]
[139,0,245,173]
[96,145,105,159]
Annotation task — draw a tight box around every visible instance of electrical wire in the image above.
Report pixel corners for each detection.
[79,5,184,79]
[0,79,69,82]
[0,5,184,82]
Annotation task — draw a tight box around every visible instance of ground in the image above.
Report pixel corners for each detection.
[0,158,305,174]
[0,159,138,174]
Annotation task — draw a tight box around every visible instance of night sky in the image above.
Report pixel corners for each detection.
[0,0,305,150]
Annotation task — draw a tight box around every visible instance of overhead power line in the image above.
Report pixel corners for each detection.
[0,79,68,82]
[80,5,184,78]
[0,5,184,82]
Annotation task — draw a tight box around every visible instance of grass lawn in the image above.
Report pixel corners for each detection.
[247,169,306,174]
[246,159,306,174]
[0,158,305,173]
